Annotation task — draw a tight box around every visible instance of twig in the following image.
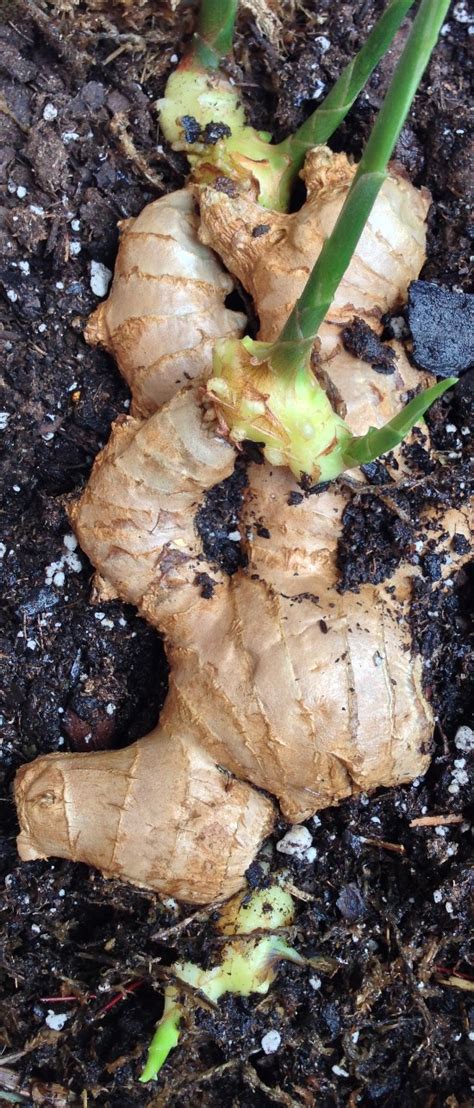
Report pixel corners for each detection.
[359,836,406,855]
[409,814,464,828]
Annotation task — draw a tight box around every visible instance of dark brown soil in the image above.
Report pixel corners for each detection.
[1,2,473,1105]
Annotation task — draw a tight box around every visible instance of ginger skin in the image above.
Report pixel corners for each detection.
[14,150,468,905]
[85,189,245,418]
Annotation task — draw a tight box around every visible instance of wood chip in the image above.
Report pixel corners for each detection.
[409,814,464,827]
[359,836,406,854]
[436,975,474,992]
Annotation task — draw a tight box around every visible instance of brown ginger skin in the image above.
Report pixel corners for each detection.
[85,189,246,417]
[14,149,467,904]
[198,146,430,344]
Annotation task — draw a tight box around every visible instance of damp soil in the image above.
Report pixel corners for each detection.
[1,2,473,1105]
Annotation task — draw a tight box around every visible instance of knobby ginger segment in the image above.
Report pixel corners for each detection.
[15,689,275,905]
[14,143,461,901]
[199,146,430,344]
[16,364,437,877]
[85,189,246,417]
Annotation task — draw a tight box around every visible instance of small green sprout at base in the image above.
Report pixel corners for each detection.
[140,880,305,1083]
[158,0,418,210]
[208,0,454,480]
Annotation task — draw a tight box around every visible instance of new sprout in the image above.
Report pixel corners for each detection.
[140,881,304,1083]
[208,0,455,481]
[158,0,419,210]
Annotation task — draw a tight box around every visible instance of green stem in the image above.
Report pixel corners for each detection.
[191,0,239,68]
[272,0,451,368]
[278,0,416,198]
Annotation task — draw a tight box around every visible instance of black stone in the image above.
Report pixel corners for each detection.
[408,281,474,377]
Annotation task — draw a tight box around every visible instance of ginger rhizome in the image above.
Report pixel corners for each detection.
[14,0,464,907]
[16,196,467,897]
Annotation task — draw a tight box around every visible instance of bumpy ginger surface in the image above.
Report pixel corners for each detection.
[14,150,469,903]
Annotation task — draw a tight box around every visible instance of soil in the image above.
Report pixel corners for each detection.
[0,2,473,1106]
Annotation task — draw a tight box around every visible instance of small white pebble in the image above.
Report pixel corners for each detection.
[453,1,473,23]
[0,543,6,558]
[228,530,241,541]
[37,323,47,333]
[455,725,474,752]
[16,185,27,199]
[276,824,313,859]
[42,432,55,442]
[332,1065,349,1078]
[311,79,325,100]
[58,888,65,897]
[43,103,58,121]
[18,260,30,275]
[62,130,80,143]
[309,976,321,990]
[53,571,65,587]
[446,423,457,433]
[0,412,10,430]
[123,399,130,409]
[106,703,115,716]
[63,533,78,552]
[305,847,317,864]
[469,1032,474,1041]
[352,1031,359,1044]
[261,1030,281,1054]
[55,281,64,290]
[94,611,105,621]
[70,241,81,256]
[71,218,81,232]
[170,53,178,63]
[65,551,82,573]
[29,203,44,215]
[26,639,37,651]
[90,260,112,297]
[7,289,18,302]
[13,484,21,492]
[445,901,454,914]
[435,826,448,837]
[31,923,41,933]
[433,889,443,903]
[45,1011,69,1031]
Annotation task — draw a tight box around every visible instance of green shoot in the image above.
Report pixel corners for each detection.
[343,378,457,467]
[158,0,417,211]
[139,880,302,1083]
[208,0,454,481]
[191,0,239,69]
[272,0,418,209]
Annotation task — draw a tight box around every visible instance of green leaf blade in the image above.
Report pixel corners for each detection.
[343,378,458,467]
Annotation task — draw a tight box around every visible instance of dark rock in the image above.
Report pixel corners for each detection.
[408,281,474,376]
[336,883,367,922]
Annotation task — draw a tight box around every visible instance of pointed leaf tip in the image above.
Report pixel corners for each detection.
[343,377,458,468]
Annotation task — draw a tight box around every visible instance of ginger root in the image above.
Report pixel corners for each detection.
[199,146,430,344]
[85,189,245,417]
[14,148,467,905]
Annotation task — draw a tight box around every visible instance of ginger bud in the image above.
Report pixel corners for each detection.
[140,880,304,1082]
